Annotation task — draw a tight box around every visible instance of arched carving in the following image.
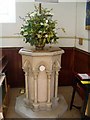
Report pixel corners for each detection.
[53,60,61,72]
[22,60,32,73]
[22,60,33,101]
[52,60,61,99]
[55,60,61,71]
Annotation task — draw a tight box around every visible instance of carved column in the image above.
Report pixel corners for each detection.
[47,72,52,108]
[24,71,29,99]
[33,72,39,110]
[23,62,29,100]
[55,62,60,100]
[55,71,59,98]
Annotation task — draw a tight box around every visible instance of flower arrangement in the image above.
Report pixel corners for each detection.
[20,5,64,49]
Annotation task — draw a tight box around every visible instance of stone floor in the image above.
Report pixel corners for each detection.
[6,86,82,118]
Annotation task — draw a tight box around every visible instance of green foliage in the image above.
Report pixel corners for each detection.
[20,5,59,46]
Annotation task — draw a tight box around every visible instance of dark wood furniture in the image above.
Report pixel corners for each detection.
[2,47,25,88]
[0,56,10,118]
[70,74,90,119]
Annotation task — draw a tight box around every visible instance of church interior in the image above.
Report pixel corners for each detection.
[0,0,90,119]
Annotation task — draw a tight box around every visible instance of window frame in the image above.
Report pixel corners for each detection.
[0,0,16,23]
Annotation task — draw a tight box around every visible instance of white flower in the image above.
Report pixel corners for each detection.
[24,32,28,35]
[37,13,41,16]
[21,28,24,31]
[30,12,36,17]
[46,20,48,23]
[39,31,42,33]
[49,13,54,16]
[40,22,43,25]
[52,39,54,42]
[45,34,48,38]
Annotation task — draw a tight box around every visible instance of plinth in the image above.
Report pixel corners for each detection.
[15,47,68,118]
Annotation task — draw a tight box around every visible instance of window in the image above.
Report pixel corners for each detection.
[0,0,16,23]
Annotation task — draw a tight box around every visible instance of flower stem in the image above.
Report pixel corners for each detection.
[39,3,41,14]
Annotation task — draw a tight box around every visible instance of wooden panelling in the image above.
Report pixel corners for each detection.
[74,48,90,73]
[59,47,75,86]
[1,47,90,87]
[59,48,90,86]
[1,48,25,88]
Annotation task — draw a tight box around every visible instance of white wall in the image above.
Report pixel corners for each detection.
[0,1,76,48]
[76,2,90,52]
[0,24,2,46]
[0,24,2,58]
